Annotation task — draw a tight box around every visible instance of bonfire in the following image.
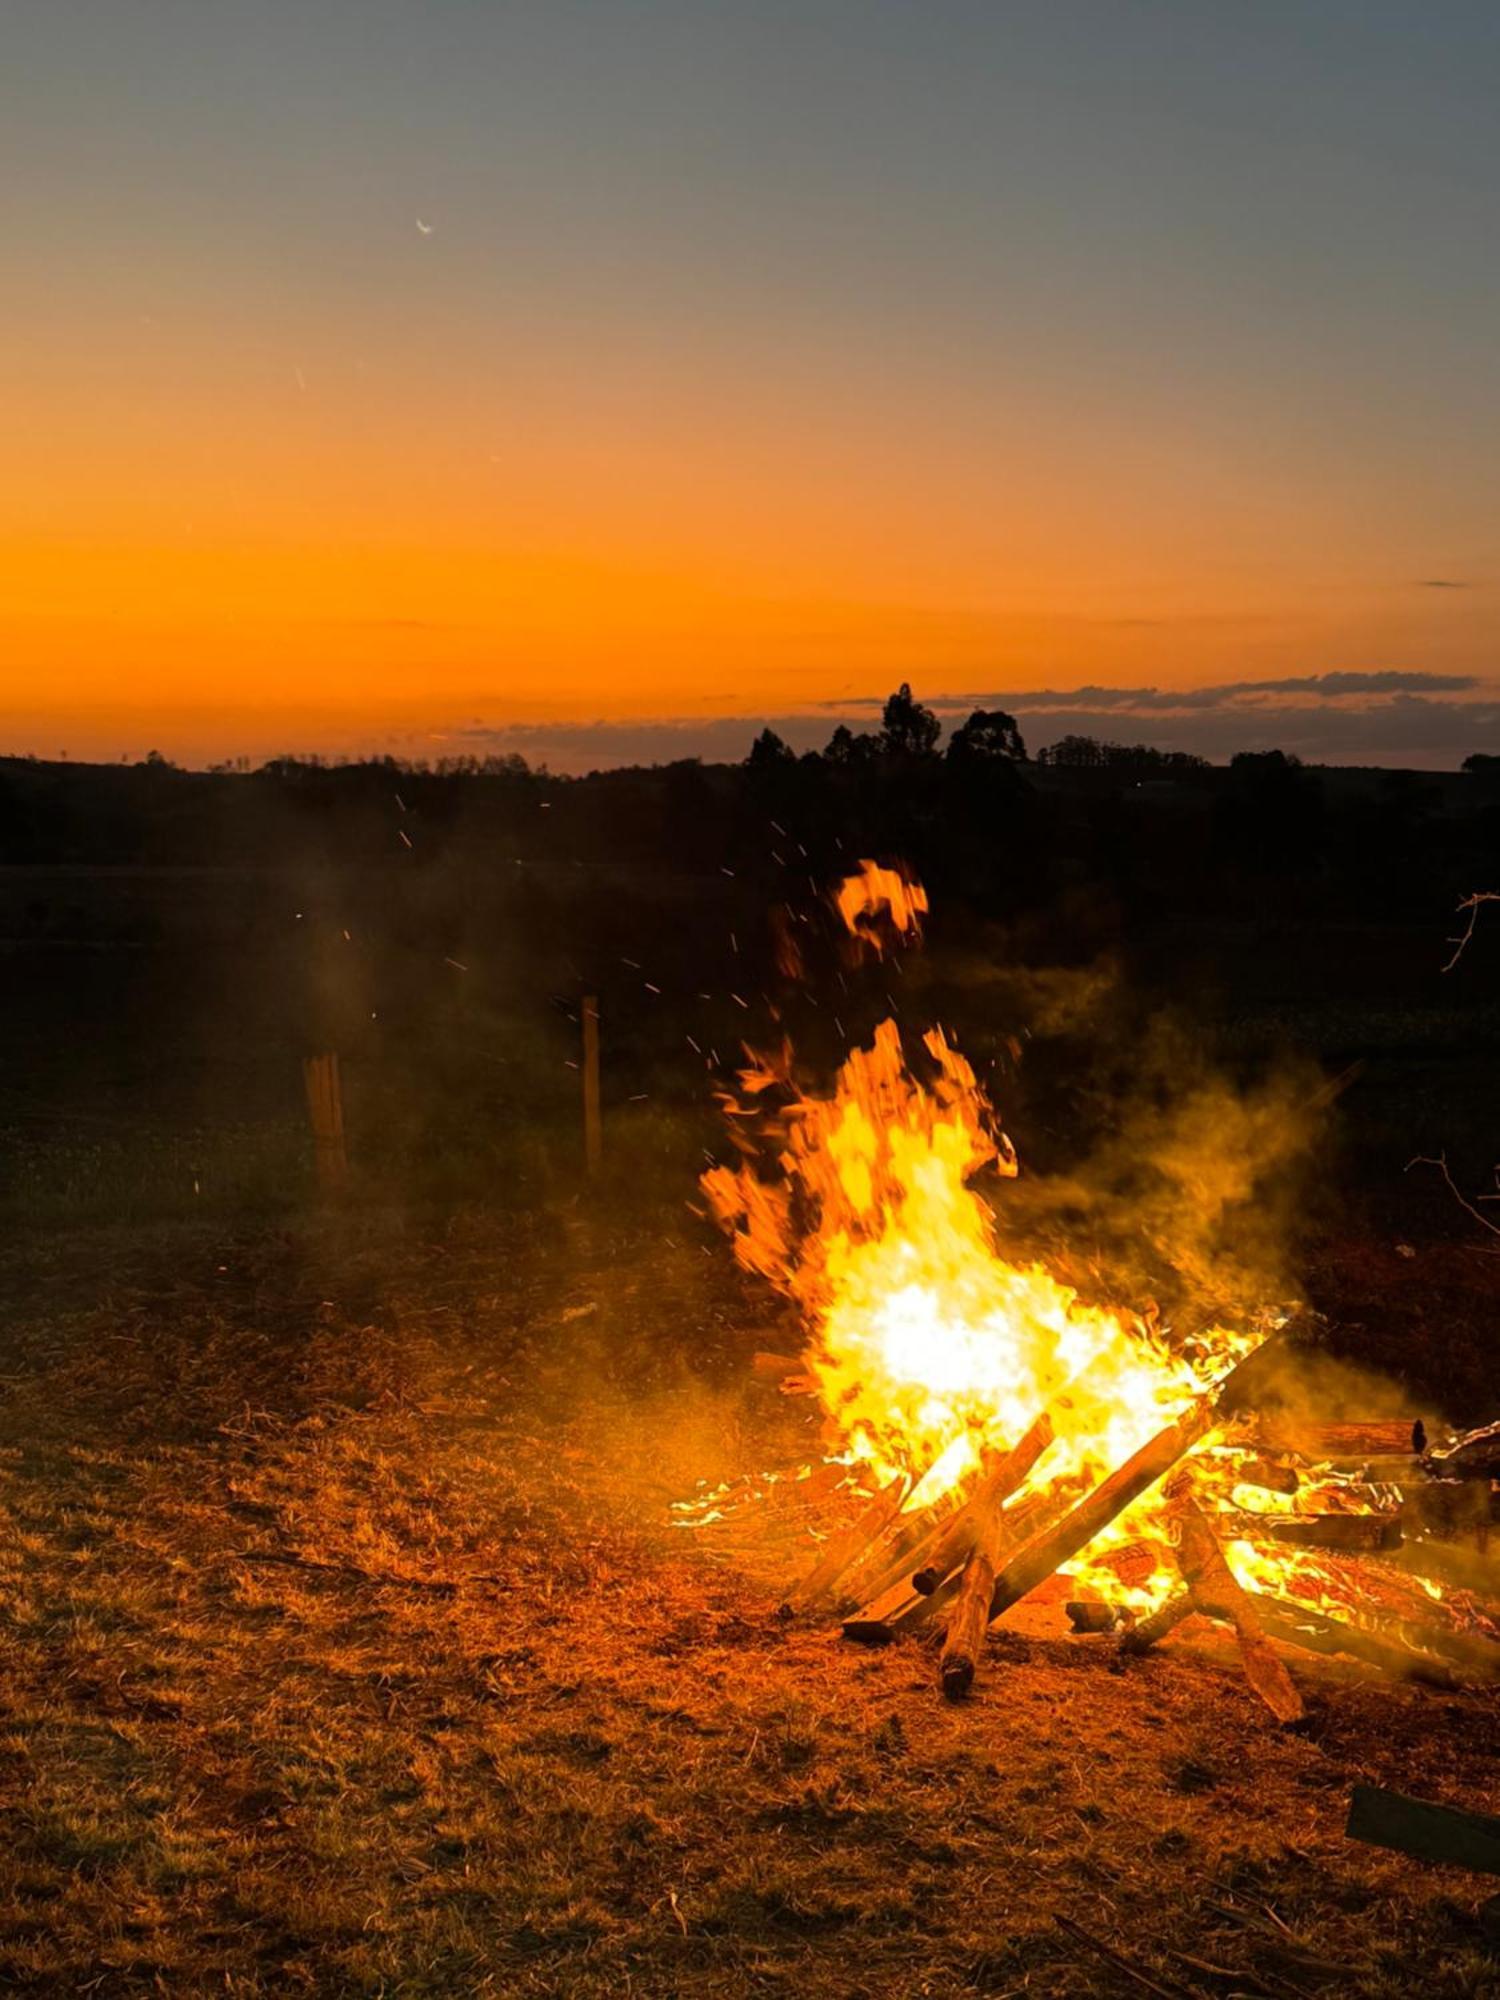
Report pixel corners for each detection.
[681,863,1500,1712]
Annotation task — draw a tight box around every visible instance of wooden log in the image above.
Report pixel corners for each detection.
[837,1413,1056,1633]
[785,1463,919,1609]
[1251,1595,1463,1689]
[881,1412,1055,1606]
[1258,1418,1430,1459]
[1065,1601,1119,1633]
[1427,1420,1500,1481]
[1175,1497,1304,1724]
[833,1445,991,1614]
[986,1403,1218,1624]
[985,1336,1279,1625]
[935,1428,1057,1697]
[1346,1783,1500,1876]
[940,1492,1007,1698]
[1221,1510,1402,1553]
[1120,1587,1195,1654]
[843,1480,1075,1643]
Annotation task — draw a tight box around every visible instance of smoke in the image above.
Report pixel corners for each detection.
[975,994,1328,1337]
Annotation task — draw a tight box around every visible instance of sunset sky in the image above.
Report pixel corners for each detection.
[4,2,1499,768]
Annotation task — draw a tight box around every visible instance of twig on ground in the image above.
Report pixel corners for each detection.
[1054,1915,1197,1998]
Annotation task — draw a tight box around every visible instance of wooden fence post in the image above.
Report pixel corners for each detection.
[581,996,602,1178]
[302,1051,348,1193]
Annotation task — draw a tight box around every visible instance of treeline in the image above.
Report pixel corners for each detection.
[1,683,1495,944]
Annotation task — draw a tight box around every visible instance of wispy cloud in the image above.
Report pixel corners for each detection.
[444,671,1499,774]
[827,670,1482,715]
[1416,578,1472,590]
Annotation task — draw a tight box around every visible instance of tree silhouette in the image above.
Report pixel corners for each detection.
[746,728,795,768]
[947,708,1027,764]
[880,683,941,759]
[824,723,881,766]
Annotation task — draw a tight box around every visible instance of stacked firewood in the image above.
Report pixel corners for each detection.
[766,1367,1500,1713]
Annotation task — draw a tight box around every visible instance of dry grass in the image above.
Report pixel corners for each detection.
[1,1209,1497,1996]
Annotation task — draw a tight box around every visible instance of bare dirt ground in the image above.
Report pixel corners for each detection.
[1,1209,1498,1997]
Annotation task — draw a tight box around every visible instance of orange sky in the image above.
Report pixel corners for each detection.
[3,4,1498,767]
[6,314,1492,763]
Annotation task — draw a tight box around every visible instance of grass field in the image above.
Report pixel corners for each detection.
[2,1207,1498,1997]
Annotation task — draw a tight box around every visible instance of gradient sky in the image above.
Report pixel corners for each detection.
[4,1,1499,768]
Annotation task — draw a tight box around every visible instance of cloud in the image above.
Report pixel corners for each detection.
[827,670,1482,715]
[1417,578,1472,589]
[444,672,1499,774]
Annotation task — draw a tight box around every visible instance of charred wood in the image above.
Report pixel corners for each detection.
[1065,1600,1119,1633]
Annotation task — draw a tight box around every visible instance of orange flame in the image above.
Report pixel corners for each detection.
[699,866,1437,1632]
[833,860,928,952]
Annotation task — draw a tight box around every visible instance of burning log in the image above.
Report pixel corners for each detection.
[926,1413,1056,1576]
[786,1462,924,1609]
[983,1337,1277,1627]
[986,1401,1222,1627]
[1426,1420,1500,1481]
[1120,1587,1195,1654]
[1174,1495,1304,1724]
[843,1480,1074,1643]
[1250,1594,1465,1689]
[840,1412,1056,1614]
[1221,1511,1402,1553]
[833,1473,974,1614]
[1258,1418,1432,1459]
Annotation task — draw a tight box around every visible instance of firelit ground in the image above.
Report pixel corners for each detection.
[0,1210,1496,1997]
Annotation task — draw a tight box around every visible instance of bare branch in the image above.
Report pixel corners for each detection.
[1441,890,1500,973]
[1406,1152,1500,1238]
